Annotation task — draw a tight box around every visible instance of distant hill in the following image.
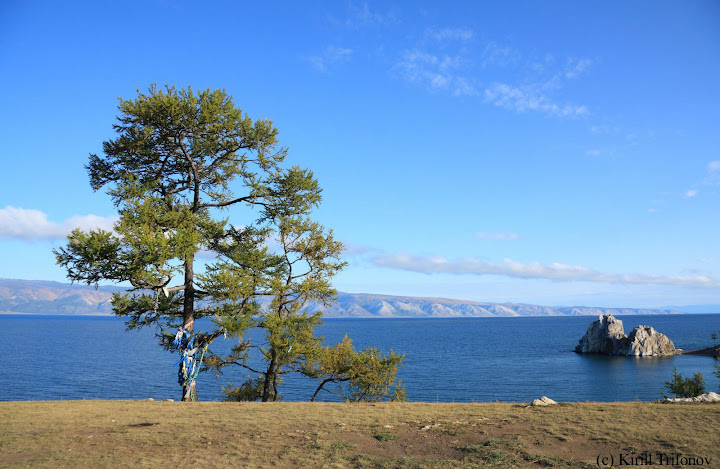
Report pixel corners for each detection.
[0,278,686,318]
[319,292,684,318]
[0,278,122,315]
[661,304,720,314]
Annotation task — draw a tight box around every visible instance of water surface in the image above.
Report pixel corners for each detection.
[2,314,718,402]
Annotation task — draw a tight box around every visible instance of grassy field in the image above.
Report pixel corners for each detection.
[1,400,718,468]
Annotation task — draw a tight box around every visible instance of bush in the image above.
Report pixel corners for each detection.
[661,368,705,398]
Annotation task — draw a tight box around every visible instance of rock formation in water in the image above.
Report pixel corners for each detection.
[625,325,676,356]
[574,314,675,356]
[574,314,628,354]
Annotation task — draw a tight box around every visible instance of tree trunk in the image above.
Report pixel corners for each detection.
[181,252,196,402]
[311,378,334,402]
[262,352,277,402]
[183,380,198,402]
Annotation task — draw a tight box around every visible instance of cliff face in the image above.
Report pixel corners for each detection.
[575,314,676,356]
[574,314,627,354]
[626,326,676,356]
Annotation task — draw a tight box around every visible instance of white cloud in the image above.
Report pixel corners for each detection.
[371,253,720,289]
[564,58,593,79]
[476,232,519,241]
[307,46,353,72]
[708,161,720,172]
[484,82,588,118]
[341,241,374,256]
[684,189,699,198]
[393,36,591,118]
[346,2,397,28]
[481,41,521,67]
[394,49,477,96]
[0,206,117,241]
[425,27,474,43]
[586,149,602,157]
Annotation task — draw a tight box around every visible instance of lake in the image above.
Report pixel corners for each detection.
[1,314,719,402]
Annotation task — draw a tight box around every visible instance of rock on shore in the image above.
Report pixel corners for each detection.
[574,314,675,356]
[663,392,720,403]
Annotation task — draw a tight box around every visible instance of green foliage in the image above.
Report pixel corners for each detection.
[373,433,398,442]
[53,85,290,400]
[201,162,401,403]
[203,169,348,401]
[661,367,706,398]
[222,377,265,402]
[54,84,404,403]
[305,335,406,402]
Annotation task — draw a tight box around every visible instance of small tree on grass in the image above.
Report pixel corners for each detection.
[305,335,405,402]
[661,367,705,399]
[203,172,404,402]
[202,168,342,402]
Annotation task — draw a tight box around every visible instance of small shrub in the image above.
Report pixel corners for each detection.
[374,432,398,442]
[661,368,705,398]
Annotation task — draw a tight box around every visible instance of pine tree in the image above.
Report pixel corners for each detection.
[54,85,288,401]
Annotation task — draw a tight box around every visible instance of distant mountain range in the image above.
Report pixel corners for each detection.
[0,278,694,318]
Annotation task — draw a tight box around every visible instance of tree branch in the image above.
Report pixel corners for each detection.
[199,195,267,209]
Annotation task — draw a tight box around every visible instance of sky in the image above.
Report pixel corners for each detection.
[1,0,719,308]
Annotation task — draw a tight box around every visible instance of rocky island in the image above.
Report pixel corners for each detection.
[575,314,676,356]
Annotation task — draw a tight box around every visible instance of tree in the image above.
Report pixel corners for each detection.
[661,367,705,399]
[54,85,289,401]
[204,168,349,401]
[712,332,718,346]
[305,335,406,402]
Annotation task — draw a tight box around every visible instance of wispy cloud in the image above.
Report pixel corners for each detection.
[425,27,474,43]
[484,82,588,118]
[341,241,376,256]
[0,206,117,241]
[388,27,592,119]
[480,55,593,118]
[476,232,519,241]
[393,49,477,96]
[589,124,618,135]
[345,2,398,28]
[371,253,720,289]
[564,58,593,79]
[684,189,699,198]
[708,161,720,172]
[307,46,353,72]
[481,41,521,67]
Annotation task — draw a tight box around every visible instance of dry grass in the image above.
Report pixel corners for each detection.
[1,400,718,468]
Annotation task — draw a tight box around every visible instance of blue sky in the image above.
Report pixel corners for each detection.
[1,1,719,308]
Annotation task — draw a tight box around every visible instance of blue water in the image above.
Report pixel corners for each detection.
[1,314,719,402]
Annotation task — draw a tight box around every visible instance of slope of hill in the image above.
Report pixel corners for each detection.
[0,278,685,317]
[0,278,122,315]
[316,292,683,318]
[661,304,720,314]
